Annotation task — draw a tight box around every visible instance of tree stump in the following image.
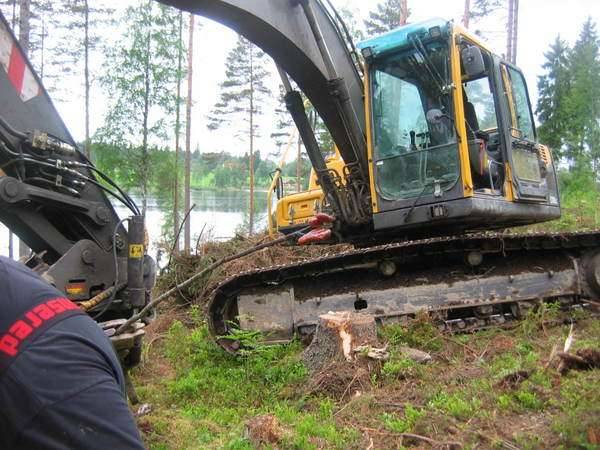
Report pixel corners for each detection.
[302,312,380,373]
[302,312,384,400]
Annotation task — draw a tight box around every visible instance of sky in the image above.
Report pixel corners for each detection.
[49,0,600,164]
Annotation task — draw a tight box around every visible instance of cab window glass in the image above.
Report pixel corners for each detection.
[503,65,535,140]
[371,42,459,200]
[373,73,428,154]
[463,77,497,130]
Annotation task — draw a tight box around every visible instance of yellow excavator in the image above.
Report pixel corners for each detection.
[160,0,599,345]
[268,18,559,238]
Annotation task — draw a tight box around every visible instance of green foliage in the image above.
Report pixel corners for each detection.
[469,0,505,21]
[514,389,543,410]
[380,315,442,352]
[154,323,359,448]
[0,0,57,75]
[166,325,306,403]
[537,36,571,158]
[270,85,294,157]
[381,405,424,433]
[208,35,272,232]
[338,6,365,43]
[518,301,562,337]
[364,0,407,37]
[551,371,600,448]
[382,357,421,380]
[537,19,600,169]
[96,1,184,213]
[92,142,278,201]
[427,391,481,420]
[139,309,600,449]
[207,36,271,133]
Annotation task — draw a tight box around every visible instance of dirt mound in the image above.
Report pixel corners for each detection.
[158,233,350,305]
[305,361,373,401]
[244,414,286,447]
[496,369,531,389]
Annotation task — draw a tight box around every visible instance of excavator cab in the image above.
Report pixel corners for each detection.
[272,19,560,239]
[359,19,560,236]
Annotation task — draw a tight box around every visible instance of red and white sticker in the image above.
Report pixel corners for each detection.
[0,20,40,102]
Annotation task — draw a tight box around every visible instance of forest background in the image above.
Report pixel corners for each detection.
[1,0,599,245]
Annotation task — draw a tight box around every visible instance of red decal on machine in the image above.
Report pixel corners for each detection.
[0,20,40,101]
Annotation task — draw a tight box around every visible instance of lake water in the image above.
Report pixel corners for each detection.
[0,189,269,261]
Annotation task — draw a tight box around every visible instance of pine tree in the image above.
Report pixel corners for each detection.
[97,1,183,216]
[338,6,365,43]
[172,11,185,253]
[563,18,600,169]
[470,0,504,21]
[184,13,194,252]
[364,0,409,37]
[52,0,115,159]
[208,36,271,234]
[270,85,294,158]
[470,0,519,64]
[536,36,570,159]
[0,1,54,72]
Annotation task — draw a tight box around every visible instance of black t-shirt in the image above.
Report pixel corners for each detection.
[0,256,145,449]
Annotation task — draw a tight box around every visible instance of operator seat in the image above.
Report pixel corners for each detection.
[463,92,480,139]
[463,91,492,189]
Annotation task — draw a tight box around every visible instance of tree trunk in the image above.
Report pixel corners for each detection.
[84,0,91,159]
[512,0,519,64]
[184,13,194,252]
[18,0,30,55]
[11,0,16,30]
[302,312,380,373]
[506,0,514,63]
[8,230,13,259]
[173,11,183,253]
[399,0,408,26]
[463,0,470,28]
[248,44,254,235]
[39,19,45,79]
[296,133,301,192]
[17,0,30,258]
[141,24,151,217]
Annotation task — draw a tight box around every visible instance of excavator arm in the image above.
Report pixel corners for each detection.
[160,0,373,227]
[0,12,154,364]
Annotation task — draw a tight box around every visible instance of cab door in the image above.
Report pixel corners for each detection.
[497,63,551,202]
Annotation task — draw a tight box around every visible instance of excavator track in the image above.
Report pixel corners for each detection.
[209,231,600,348]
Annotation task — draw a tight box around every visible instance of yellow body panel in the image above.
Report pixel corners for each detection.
[275,189,323,229]
[363,67,379,213]
[450,28,474,198]
[272,151,345,232]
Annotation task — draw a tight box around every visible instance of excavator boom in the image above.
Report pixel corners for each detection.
[162,0,366,170]
[161,0,373,227]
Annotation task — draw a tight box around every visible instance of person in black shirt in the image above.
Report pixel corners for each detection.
[0,256,145,449]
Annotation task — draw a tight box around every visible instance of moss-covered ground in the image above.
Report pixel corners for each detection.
[132,306,600,449]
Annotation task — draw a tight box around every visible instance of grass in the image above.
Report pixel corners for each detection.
[133,311,600,449]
